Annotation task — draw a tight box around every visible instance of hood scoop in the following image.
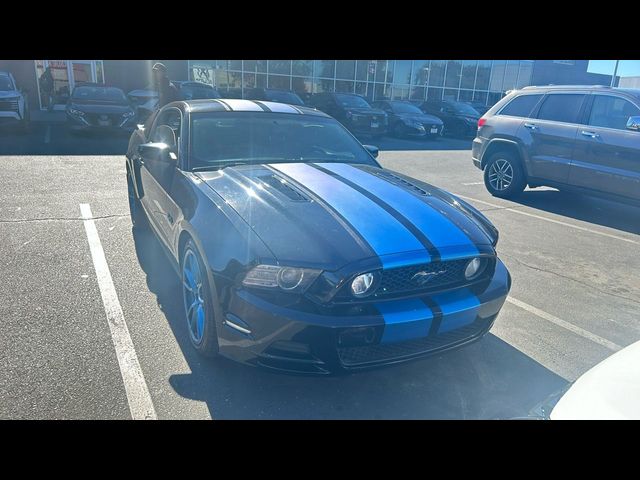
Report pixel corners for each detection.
[372,170,431,197]
[257,173,310,202]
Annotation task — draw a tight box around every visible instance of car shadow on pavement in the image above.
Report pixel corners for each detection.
[515,188,640,236]
[132,225,567,419]
[356,134,473,152]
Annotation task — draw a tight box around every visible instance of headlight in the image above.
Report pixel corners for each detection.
[123,110,135,118]
[67,108,84,116]
[464,258,487,280]
[242,264,321,294]
[351,272,378,298]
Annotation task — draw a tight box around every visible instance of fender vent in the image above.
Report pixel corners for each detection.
[258,174,309,202]
[372,170,431,196]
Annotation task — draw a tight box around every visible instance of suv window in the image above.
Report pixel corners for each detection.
[536,94,586,124]
[499,94,543,118]
[588,95,640,130]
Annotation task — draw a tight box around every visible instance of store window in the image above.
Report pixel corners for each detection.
[428,60,446,87]
[412,60,430,86]
[336,60,356,80]
[267,75,291,90]
[410,86,426,101]
[490,61,506,92]
[516,62,533,89]
[355,61,369,81]
[292,60,313,76]
[314,60,336,79]
[243,60,267,73]
[427,87,444,101]
[35,60,102,110]
[292,77,313,95]
[503,60,520,91]
[461,60,477,90]
[445,60,462,88]
[374,61,388,83]
[394,61,412,85]
[335,80,355,93]
[475,61,492,91]
[268,60,291,76]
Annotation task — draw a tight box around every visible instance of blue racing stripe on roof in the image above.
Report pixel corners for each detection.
[431,288,480,334]
[270,163,430,267]
[376,298,433,344]
[318,163,479,260]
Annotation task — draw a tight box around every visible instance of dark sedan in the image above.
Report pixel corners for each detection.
[372,100,443,139]
[66,84,137,134]
[125,99,511,374]
[174,81,221,100]
[417,100,481,138]
[311,92,387,137]
[245,88,305,106]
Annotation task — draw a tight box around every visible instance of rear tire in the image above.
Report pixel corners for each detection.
[483,151,526,199]
[181,239,220,357]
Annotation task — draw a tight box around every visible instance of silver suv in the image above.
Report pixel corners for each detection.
[472,85,640,205]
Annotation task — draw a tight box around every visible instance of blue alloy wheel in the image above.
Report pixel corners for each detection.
[183,249,206,345]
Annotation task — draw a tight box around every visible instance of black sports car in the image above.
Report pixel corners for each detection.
[126,98,511,374]
[66,84,137,133]
[372,100,443,139]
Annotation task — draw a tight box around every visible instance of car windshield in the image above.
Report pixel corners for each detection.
[264,90,304,106]
[0,75,14,91]
[72,86,128,104]
[190,112,377,169]
[180,85,220,100]
[334,94,370,108]
[391,102,423,114]
[451,102,480,115]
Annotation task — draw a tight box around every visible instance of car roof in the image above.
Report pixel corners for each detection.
[179,98,329,116]
[174,81,216,88]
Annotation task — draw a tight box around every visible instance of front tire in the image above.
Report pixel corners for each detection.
[182,240,219,357]
[483,151,526,199]
[127,172,148,230]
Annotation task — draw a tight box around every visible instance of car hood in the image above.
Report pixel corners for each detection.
[128,89,158,98]
[0,90,20,99]
[550,339,640,419]
[196,163,496,271]
[396,113,443,124]
[68,102,133,114]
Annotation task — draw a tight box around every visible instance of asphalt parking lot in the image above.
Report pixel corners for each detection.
[1,122,639,419]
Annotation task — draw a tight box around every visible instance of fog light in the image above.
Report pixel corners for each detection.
[464,258,486,280]
[351,272,376,297]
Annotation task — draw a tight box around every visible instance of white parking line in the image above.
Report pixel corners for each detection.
[461,182,484,186]
[80,203,157,420]
[454,193,640,246]
[44,125,51,144]
[506,296,622,352]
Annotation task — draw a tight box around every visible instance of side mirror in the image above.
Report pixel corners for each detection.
[363,144,379,158]
[626,116,640,132]
[138,143,177,164]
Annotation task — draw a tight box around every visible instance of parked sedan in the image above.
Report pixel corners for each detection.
[311,92,387,137]
[174,81,221,100]
[125,98,511,374]
[417,100,481,138]
[464,101,491,116]
[0,70,30,131]
[66,84,137,133]
[372,100,443,139]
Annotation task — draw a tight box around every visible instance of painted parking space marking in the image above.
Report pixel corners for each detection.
[461,182,484,186]
[44,125,51,144]
[453,193,640,246]
[506,296,622,352]
[80,203,157,420]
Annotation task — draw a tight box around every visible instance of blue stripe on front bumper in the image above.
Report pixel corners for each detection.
[432,288,480,333]
[270,163,430,267]
[318,163,479,260]
[376,298,433,344]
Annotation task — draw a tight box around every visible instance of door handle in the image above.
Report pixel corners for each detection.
[581,130,599,139]
[523,123,538,130]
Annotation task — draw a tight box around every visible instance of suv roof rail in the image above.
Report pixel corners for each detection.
[522,84,613,90]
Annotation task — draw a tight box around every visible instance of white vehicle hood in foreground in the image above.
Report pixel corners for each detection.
[551,340,640,419]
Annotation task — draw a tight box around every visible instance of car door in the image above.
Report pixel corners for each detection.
[569,93,640,201]
[140,107,183,245]
[519,92,588,184]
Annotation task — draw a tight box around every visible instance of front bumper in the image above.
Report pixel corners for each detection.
[217,258,511,375]
[66,113,136,133]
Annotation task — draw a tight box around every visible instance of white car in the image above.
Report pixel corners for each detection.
[0,71,30,131]
[531,339,640,420]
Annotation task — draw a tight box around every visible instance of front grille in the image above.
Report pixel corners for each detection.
[85,113,123,126]
[338,319,489,367]
[0,99,19,112]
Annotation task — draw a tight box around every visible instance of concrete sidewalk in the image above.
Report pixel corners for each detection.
[30,110,66,123]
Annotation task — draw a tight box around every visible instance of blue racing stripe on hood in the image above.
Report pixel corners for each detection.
[270,163,431,267]
[376,298,433,344]
[431,288,480,334]
[318,163,479,260]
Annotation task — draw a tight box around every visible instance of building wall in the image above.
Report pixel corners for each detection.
[619,76,640,88]
[531,60,615,86]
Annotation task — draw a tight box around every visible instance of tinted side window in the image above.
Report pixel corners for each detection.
[499,94,543,118]
[588,95,640,130]
[536,94,586,124]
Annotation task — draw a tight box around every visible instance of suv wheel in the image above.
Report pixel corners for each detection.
[484,151,526,198]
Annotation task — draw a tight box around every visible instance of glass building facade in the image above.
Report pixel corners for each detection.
[188,60,535,106]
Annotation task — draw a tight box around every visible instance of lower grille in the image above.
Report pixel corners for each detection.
[0,100,19,112]
[337,319,490,367]
[85,113,123,126]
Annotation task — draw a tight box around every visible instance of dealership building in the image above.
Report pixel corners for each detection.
[0,60,617,112]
